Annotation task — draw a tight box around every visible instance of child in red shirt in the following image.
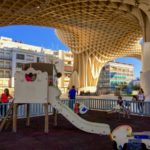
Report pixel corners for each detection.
[0,88,12,116]
[74,103,80,114]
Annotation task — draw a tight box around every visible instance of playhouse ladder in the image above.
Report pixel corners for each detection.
[0,101,14,131]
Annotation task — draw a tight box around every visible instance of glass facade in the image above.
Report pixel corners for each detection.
[98,62,134,94]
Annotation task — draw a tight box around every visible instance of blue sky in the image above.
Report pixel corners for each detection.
[0,25,69,50]
[0,25,141,78]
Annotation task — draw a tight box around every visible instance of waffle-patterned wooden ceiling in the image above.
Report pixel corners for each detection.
[0,0,149,60]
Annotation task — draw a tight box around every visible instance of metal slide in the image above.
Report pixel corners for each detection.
[49,87,111,135]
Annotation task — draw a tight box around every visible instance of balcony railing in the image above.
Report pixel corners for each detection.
[0,56,11,60]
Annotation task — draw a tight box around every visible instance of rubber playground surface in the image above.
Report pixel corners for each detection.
[0,111,150,150]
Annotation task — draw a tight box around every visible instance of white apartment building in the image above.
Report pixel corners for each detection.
[53,50,73,93]
[98,61,134,94]
[0,36,73,94]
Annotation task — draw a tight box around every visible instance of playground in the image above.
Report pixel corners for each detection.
[0,110,150,150]
[0,63,150,150]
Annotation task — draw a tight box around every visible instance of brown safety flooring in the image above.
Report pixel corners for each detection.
[0,111,150,150]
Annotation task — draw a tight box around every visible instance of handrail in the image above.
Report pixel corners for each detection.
[0,99,150,119]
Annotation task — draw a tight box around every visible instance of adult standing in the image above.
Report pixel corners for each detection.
[0,88,13,117]
[68,85,77,109]
[137,88,145,114]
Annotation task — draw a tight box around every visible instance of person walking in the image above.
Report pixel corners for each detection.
[68,85,77,110]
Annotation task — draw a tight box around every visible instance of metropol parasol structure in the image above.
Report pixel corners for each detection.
[0,0,150,98]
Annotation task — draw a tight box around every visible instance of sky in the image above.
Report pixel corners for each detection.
[0,25,141,78]
[0,25,69,50]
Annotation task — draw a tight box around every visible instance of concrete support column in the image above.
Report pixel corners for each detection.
[11,51,16,88]
[141,42,150,100]
[72,52,104,92]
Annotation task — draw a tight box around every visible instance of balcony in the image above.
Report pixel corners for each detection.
[0,65,11,69]
[26,58,34,62]
[0,75,11,78]
[0,56,11,60]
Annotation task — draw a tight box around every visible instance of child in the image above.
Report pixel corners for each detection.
[117,96,123,108]
[117,96,130,118]
[108,96,130,118]
[0,88,13,116]
[74,103,80,114]
[108,96,123,113]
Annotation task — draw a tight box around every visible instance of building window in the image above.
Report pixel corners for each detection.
[0,61,4,68]
[26,55,34,61]
[40,57,44,62]
[16,63,23,68]
[0,79,10,87]
[0,70,4,78]
[54,52,58,55]
[5,71,10,78]
[5,52,11,59]
[5,61,11,69]
[0,51,4,58]
[16,54,25,60]
[68,61,71,65]
[37,57,40,62]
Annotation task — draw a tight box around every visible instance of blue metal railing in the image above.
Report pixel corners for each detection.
[75,99,150,116]
[0,99,150,119]
[0,103,54,118]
